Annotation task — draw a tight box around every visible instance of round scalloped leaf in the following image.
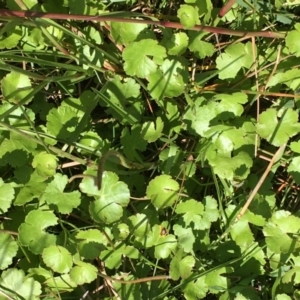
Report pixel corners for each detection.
[208,151,253,181]
[183,277,208,299]
[173,224,195,253]
[147,175,179,209]
[0,268,42,300]
[154,234,177,259]
[141,117,164,142]
[177,4,199,28]
[41,174,81,214]
[42,245,73,274]
[45,274,77,291]
[111,22,150,45]
[78,241,103,260]
[122,39,166,78]
[0,233,18,270]
[188,32,214,59]
[89,171,130,224]
[216,42,253,80]
[0,178,14,213]
[76,229,109,245]
[78,131,106,155]
[1,71,33,104]
[46,106,79,139]
[286,23,300,57]
[257,108,300,146]
[165,32,189,55]
[18,210,58,254]
[288,156,300,184]
[0,26,22,50]
[100,244,139,269]
[148,59,187,100]
[70,261,97,285]
[128,213,151,237]
[170,254,195,280]
[32,152,58,177]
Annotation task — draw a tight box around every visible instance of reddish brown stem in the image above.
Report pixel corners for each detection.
[0,9,285,39]
[219,0,237,17]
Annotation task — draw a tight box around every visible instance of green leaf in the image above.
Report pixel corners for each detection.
[230,218,254,249]
[100,243,139,269]
[208,151,253,181]
[257,108,300,146]
[216,42,254,79]
[175,197,219,230]
[123,39,166,78]
[78,241,103,260]
[183,276,208,300]
[76,229,110,246]
[288,156,300,184]
[7,0,38,10]
[42,0,68,13]
[69,0,98,15]
[32,152,58,177]
[103,77,143,124]
[83,25,102,45]
[111,22,152,45]
[177,4,199,28]
[263,210,300,254]
[0,268,41,300]
[0,233,18,270]
[41,174,81,214]
[88,171,130,224]
[204,196,219,223]
[15,173,47,206]
[188,32,215,59]
[286,23,300,57]
[45,273,77,292]
[70,261,97,285]
[184,100,218,136]
[146,175,180,209]
[46,105,80,140]
[282,266,300,285]
[205,266,232,294]
[154,234,177,259]
[42,245,73,274]
[18,210,58,254]
[21,27,45,50]
[0,179,14,213]
[163,31,189,55]
[128,213,151,237]
[148,58,188,100]
[0,25,22,49]
[141,117,164,142]
[214,92,248,117]
[176,199,204,227]
[1,71,34,104]
[121,125,147,160]
[266,69,300,90]
[77,44,104,70]
[275,294,293,300]
[173,224,195,252]
[290,141,300,154]
[170,253,195,280]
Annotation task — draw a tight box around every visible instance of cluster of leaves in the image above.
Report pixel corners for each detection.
[1,0,300,299]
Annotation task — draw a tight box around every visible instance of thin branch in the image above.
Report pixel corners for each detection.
[0,9,286,39]
[219,0,237,17]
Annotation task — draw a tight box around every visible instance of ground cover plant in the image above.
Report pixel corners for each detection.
[1,0,300,299]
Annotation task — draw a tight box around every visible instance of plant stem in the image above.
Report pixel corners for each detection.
[0,9,286,39]
[219,0,237,17]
